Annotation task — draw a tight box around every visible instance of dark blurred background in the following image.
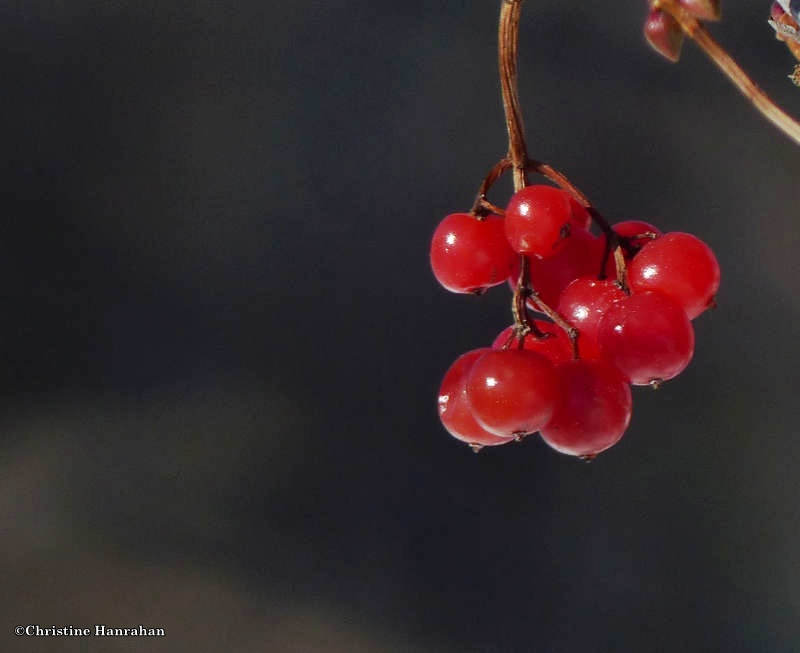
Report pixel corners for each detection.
[1,1,799,651]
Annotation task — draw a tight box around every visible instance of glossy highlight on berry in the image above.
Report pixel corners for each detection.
[438,349,515,448]
[504,185,574,258]
[465,349,561,437]
[628,232,720,319]
[430,213,516,294]
[598,291,695,386]
[557,277,627,360]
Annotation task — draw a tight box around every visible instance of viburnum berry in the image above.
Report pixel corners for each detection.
[465,349,561,437]
[627,232,721,320]
[557,277,627,360]
[430,213,516,294]
[602,220,662,279]
[540,359,632,458]
[522,229,605,307]
[438,349,515,448]
[598,290,695,386]
[612,220,662,251]
[504,185,574,258]
[568,197,592,231]
[491,320,573,364]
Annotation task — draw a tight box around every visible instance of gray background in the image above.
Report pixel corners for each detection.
[2,1,800,651]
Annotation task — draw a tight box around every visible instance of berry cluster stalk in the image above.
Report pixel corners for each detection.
[498,0,529,193]
[498,0,599,355]
[499,1,534,345]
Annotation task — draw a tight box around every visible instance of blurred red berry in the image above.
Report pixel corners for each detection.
[644,9,684,62]
[541,359,632,457]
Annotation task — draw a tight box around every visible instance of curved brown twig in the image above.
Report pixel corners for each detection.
[655,0,800,145]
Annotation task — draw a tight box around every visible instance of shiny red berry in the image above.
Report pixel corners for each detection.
[438,349,515,447]
[520,229,605,308]
[540,359,632,457]
[491,320,573,364]
[613,220,662,250]
[602,220,662,279]
[568,197,592,231]
[598,291,695,386]
[465,349,561,437]
[557,277,627,360]
[430,213,517,294]
[504,185,573,258]
[627,232,720,319]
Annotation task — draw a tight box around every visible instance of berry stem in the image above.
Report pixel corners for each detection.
[528,288,580,359]
[654,0,800,146]
[527,160,617,243]
[526,159,628,287]
[526,160,590,207]
[613,246,629,291]
[470,157,512,217]
[499,0,530,192]
[511,254,533,339]
[498,0,590,355]
[499,0,542,349]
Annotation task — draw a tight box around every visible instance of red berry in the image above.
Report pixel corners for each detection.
[430,213,516,294]
[627,232,720,319]
[465,349,561,437]
[504,185,573,258]
[598,291,695,386]
[612,220,662,250]
[568,197,592,231]
[602,220,662,279]
[491,320,573,364]
[557,277,627,360]
[518,229,605,308]
[438,349,515,447]
[540,359,632,457]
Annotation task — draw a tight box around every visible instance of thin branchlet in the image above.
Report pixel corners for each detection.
[655,0,800,145]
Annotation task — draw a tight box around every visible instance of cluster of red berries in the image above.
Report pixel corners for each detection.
[431,184,720,459]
